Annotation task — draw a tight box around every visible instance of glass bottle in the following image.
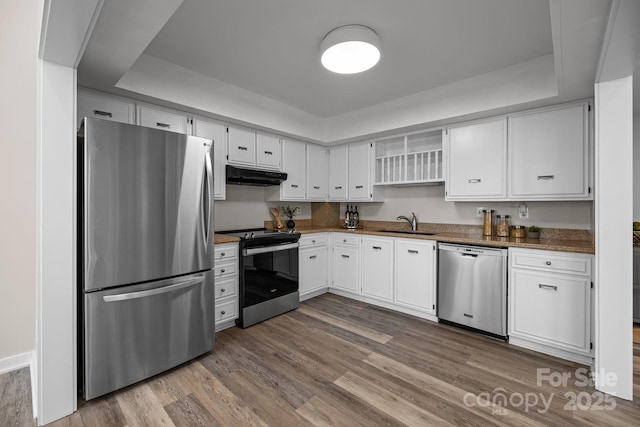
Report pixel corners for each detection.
[482,209,493,236]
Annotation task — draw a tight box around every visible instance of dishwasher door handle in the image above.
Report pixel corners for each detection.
[460,253,478,258]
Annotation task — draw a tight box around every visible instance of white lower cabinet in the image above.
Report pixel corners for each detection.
[394,239,437,318]
[331,233,360,297]
[508,248,593,364]
[361,236,394,303]
[299,234,329,301]
[213,242,239,331]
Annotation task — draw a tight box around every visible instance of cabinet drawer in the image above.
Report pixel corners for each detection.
[510,270,591,354]
[215,299,237,323]
[333,233,359,246]
[215,277,237,300]
[511,250,591,276]
[214,244,238,262]
[299,233,327,248]
[214,262,236,278]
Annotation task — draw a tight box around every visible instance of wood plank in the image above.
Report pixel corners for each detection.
[115,383,175,427]
[297,304,393,344]
[77,394,126,427]
[163,393,219,427]
[0,367,35,427]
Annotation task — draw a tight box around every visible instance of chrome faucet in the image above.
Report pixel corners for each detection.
[397,212,418,231]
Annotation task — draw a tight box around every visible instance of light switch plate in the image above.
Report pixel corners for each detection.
[518,204,529,219]
[475,207,484,218]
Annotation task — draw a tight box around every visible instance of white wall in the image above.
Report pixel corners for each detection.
[352,186,592,229]
[214,186,311,231]
[0,0,40,362]
[633,113,640,220]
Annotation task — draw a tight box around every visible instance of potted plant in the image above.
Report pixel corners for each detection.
[527,225,540,239]
[282,205,297,230]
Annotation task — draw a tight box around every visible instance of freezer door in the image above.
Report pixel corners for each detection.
[437,244,507,336]
[82,271,215,400]
[82,118,214,291]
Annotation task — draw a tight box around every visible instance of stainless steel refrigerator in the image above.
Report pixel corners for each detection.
[78,118,215,400]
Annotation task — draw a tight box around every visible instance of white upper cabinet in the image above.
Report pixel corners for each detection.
[307,144,329,201]
[329,145,349,201]
[77,89,135,130]
[227,126,257,166]
[192,117,227,200]
[137,103,189,134]
[348,142,372,200]
[509,102,591,200]
[445,118,507,200]
[280,138,306,200]
[256,133,281,169]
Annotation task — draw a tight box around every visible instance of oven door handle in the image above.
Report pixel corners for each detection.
[243,242,299,256]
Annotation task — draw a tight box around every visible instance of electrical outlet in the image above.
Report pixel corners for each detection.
[294,206,301,215]
[475,207,484,218]
[518,204,529,219]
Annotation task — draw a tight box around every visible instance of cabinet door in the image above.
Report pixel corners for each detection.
[395,239,436,314]
[509,103,590,199]
[361,237,394,302]
[193,118,226,200]
[510,269,591,355]
[299,246,328,297]
[329,145,348,201]
[137,104,189,134]
[348,142,371,200]
[77,90,135,130]
[446,118,507,200]
[227,126,256,166]
[281,139,306,199]
[332,246,359,293]
[307,144,329,200]
[256,133,281,169]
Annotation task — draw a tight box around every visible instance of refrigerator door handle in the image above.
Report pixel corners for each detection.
[202,152,213,247]
[102,276,205,302]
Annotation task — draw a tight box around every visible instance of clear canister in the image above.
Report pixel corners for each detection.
[482,209,494,236]
[496,214,510,237]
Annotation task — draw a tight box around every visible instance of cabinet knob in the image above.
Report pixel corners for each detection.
[545,261,551,266]
[314,186,320,190]
[220,288,226,293]
[221,252,226,256]
[312,240,316,243]
[220,269,226,273]
[309,255,317,259]
[343,239,347,243]
[220,310,226,315]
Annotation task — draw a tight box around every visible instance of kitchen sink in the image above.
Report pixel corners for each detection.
[376,229,436,236]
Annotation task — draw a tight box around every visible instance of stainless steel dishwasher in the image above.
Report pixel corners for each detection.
[437,243,508,339]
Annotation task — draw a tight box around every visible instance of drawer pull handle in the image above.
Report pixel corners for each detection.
[355,185,364,189]
[335,186,342,190]
[220,288,226,293]
[468,178,481,183]
[539,284,558,291]
[264,150,273,155]
[156,122,171,128]
[372,246,382,250]
[93,110,112,118]
[537,175,555,180]
[238,146,248,151]
[291,184,299,188]
[314,186,320,190]
[309,255,317,259]
[545,261,551,266]
[408,249,419,254]
[341,254,350,259]
[220,269,225,273]
[220,310,226,315]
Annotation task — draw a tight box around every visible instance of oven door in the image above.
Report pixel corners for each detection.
[241,242,299,308]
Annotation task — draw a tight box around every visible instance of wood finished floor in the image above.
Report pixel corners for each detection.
[4,293,640,426]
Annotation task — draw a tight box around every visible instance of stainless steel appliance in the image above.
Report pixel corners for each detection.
[437,243,508,339]
[218,228,300,327]
[226,165,288,186]
[78,118,215,400]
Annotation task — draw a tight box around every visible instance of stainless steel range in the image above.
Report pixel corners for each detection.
[218,228,300,327]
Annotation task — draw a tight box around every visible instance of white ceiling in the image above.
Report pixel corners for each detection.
[78,0,614,143]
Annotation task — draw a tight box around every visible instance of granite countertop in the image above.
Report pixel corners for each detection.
[214,234,241,244]
[293,226,595,254]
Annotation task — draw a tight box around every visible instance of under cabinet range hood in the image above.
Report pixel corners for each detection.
[226,165,287,186]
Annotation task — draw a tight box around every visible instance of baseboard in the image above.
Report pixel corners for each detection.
[0,351,32,375]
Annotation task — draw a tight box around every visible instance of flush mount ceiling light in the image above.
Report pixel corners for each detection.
[320,25,381,74]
